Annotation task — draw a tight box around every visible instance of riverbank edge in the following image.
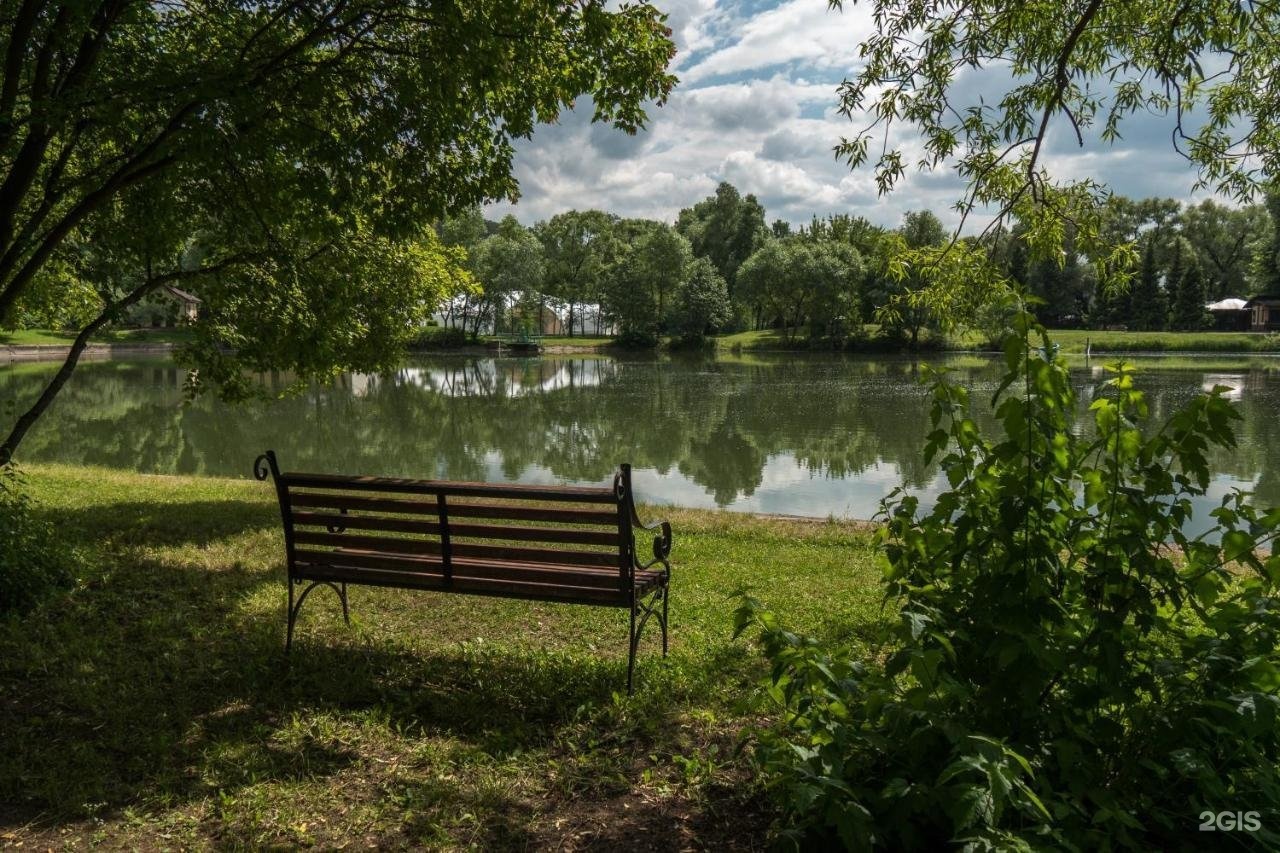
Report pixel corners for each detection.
[17,461,878,528]
[10,335,1280,363]
[2,342,177,362]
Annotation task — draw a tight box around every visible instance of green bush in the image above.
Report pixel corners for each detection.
[408,325,469,349]
[0,464,74,614]
[737,311,1280,849]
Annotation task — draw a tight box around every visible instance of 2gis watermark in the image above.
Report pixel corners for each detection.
[1199,810,1262,833]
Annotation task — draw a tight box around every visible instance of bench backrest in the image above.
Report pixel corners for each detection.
[253,451,642,590]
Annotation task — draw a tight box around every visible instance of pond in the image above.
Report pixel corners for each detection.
[3,352,1278,523]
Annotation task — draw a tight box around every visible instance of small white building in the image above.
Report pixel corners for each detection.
[163,285,201,323]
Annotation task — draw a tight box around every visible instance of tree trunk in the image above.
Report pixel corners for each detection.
[1,278,156,463]
[1,256,245,464]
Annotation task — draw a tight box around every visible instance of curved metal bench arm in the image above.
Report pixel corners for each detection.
[632,513,672,573]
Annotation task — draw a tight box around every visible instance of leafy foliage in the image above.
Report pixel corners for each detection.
[182,227,474,400]
[1170,245,1209,331]
[737,238,862,345]
[0,465,72,615]
[676,182,769,308]
[668,257,732,343]
[0,0,676,459]
[536,210,622,336]
[737,313,1280,849]
[1128,240,1166,332]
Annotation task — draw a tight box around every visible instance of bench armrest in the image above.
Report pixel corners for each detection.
[632,510,672,572]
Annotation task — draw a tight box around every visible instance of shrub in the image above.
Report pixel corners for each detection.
[737,311,1280,849]
[408,325,468,349]
[0,464,74,615]
[614,329,659,349]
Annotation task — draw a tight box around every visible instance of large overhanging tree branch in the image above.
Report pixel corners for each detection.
[0,0,677,462]
[0,253,248,464]
[831,0,1280,314]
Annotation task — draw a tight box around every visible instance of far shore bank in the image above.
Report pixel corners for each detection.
[2,342,178,362]
[6,327,1280,364]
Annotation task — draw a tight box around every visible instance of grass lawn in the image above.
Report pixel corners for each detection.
[712,326,971,352]
[1,465,886,849]
[712,329,807,351]
[0,327,194,346]
[1048,328,1280,354]
[530,335,615,348]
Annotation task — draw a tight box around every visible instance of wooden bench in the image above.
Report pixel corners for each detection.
[253,451,672,691]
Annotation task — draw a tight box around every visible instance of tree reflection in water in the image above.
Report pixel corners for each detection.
[2,354,1277,519]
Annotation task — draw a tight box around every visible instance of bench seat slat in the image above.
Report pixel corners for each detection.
[291,512,621,547]
[290,493,440,516]
[299,562,626,604]
[292,532,619,568]
[448,522,621,547]
[283,472,617,503]
[293,548,662,592]
[293,557,662,605]
[292,511,441,535]
[289,492,621,526]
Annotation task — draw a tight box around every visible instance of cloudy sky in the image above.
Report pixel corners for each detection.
[486,0,1212,231]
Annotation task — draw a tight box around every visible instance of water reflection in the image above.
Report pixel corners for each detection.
[2,353,1278,518]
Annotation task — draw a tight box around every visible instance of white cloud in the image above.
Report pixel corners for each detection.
[485,1,1217,232]
[681,0,875,83]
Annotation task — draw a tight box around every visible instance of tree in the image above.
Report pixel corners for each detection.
[736,237,861,344]
[470,216,544,335]
[435,206,491,333]
[834,0,1280,296]
[601,220,691,344]
[899,210,946,250]
[1170,247,1208,331]
[668,257,731,343]
[1179,199,1268,299]
[535,210,619,336]
[1253,188,1280,297]
[876,210,946,347]
[736,240,805,343]
[1014,222,1094,328]
[675,182,768,309]
[0,0,676,462]
[798,241,863,342]
[1128,239,1165,331]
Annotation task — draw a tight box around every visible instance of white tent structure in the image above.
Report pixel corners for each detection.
[1206,297,1248,311]
[431,291,616,337]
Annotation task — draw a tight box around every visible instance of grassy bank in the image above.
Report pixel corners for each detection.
[713,327,1280,356]
[1048,328,1280,354]
[1,327,193,346]
[532,335,614,348]
[1,465,885,849]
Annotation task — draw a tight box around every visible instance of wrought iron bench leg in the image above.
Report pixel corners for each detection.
[628,599,638,695]
[285,579,352,654]
[661,584,669,657]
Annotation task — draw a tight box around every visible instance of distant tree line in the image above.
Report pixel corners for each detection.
[989,193,1280,331]
[17,180,1280,354]
[436,182,1280,349]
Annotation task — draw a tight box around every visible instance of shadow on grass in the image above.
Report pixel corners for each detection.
[35,498,279,548]
[0,496,721,843]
